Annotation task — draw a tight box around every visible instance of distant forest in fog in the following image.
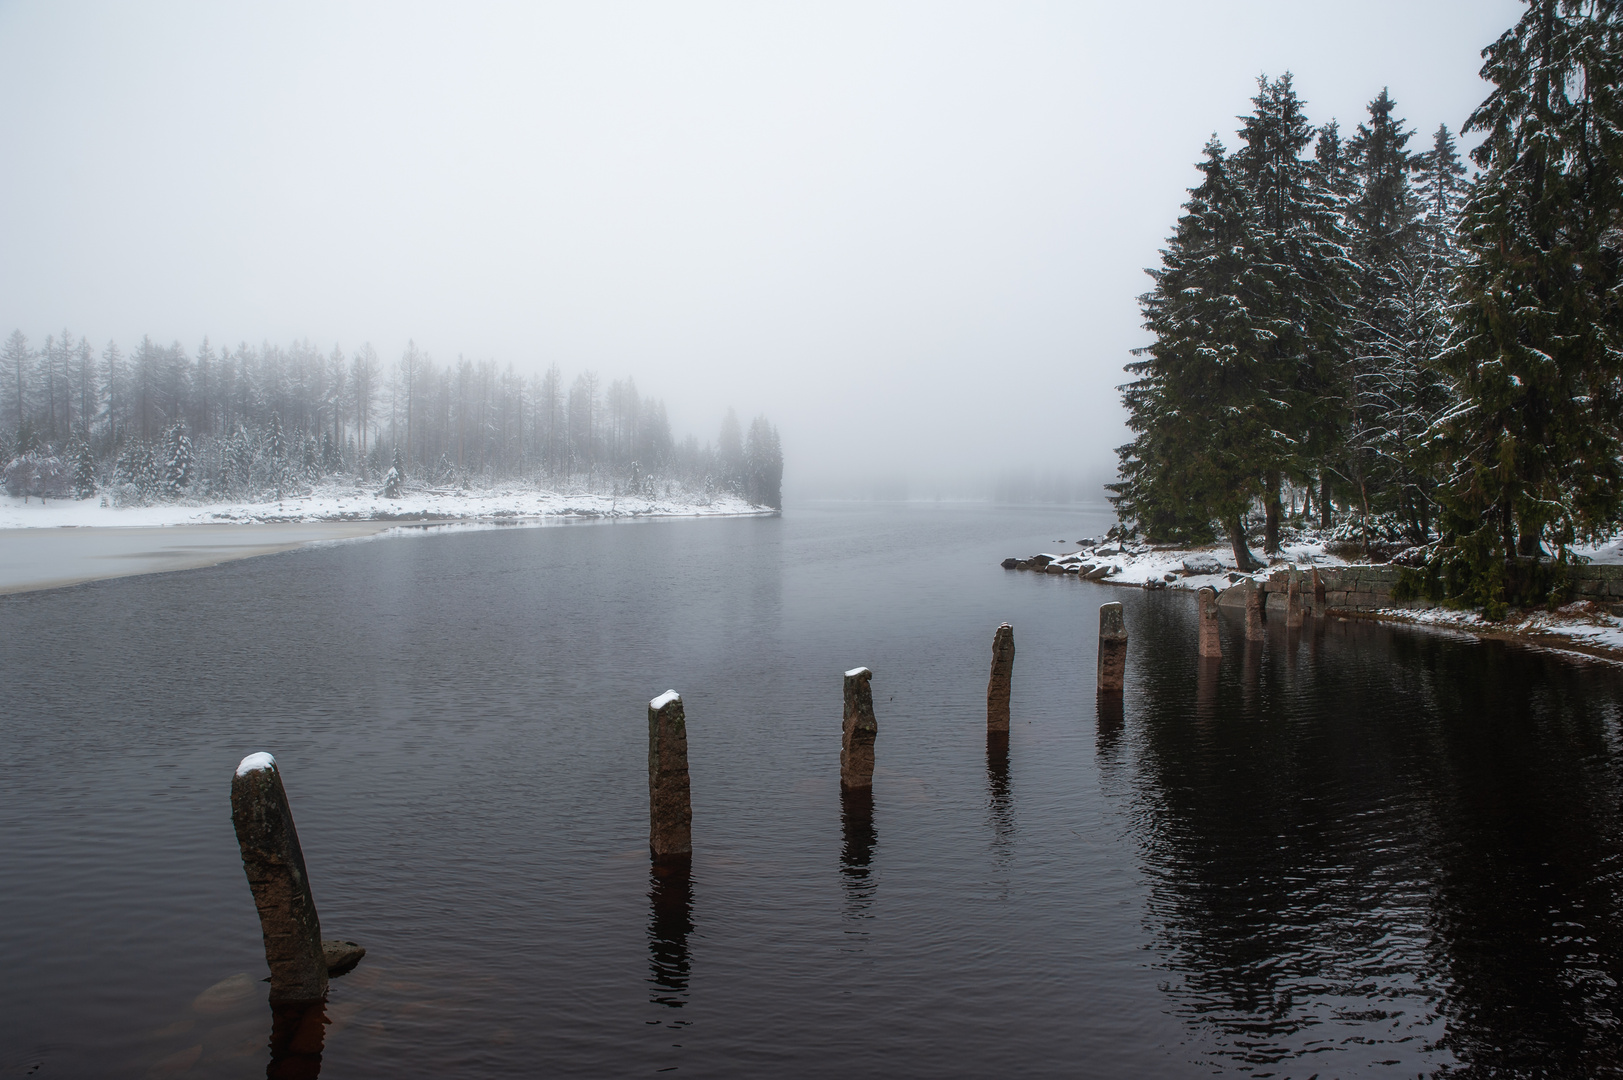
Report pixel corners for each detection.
[1,333,783,508]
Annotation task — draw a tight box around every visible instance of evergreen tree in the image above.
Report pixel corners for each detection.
[744,416,784,509]
[266,412,287,499]
[1436,0,1623,604]
[1415,123,1469,225]
[72,439,96,499]
[1234,74,1354,552]
[383,447,404,498]
[162,422,194,498]
[1112,137,1278,570]
[1340,89,1429,547]
[4,330,31,431]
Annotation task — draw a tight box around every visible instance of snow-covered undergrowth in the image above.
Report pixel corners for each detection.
[0,480,773,529]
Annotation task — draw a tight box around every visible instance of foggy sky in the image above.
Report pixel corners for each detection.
[0,1,1521,499]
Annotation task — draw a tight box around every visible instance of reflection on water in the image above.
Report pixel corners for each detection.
[1130,600,1623,1075]
[985,731,1015,871]
[646,860,693,1010]
[267,1001,327,1080]
[839,786,878,929]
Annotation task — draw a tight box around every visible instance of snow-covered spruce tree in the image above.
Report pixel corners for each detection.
[161,422,194,499]
[1435,0,1623,609]
[382,447,403,498]
[1233,73,1354,553]
[1111,137,1278,571]
[227,425,254,498]
[1338,89,1430,550]
[266,412,287,499]
[72,439,96,499]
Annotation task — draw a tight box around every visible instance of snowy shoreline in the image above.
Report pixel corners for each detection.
[0,483,776,530]
[1008,534,1623,665]
[0,484,777,595]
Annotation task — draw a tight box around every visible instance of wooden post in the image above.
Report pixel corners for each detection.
[231,753,328,1005]
[648,690,692,861]
[841,667,878,790]
[1286,568,1304,628]
[1198,586,1222,658]
[1244,581,1264,641]
[1312,567,1325,617]
[1097,603,1127,694]
[987,624,1015,731]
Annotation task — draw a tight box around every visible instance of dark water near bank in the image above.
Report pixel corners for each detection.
[5,504,1623,1078]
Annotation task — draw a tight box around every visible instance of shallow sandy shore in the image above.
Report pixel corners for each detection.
[0,522,396,595]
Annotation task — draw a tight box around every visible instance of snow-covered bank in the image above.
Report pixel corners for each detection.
[1361,603,1623,664]
[0,482,775,529]
[1004,534,1623,664]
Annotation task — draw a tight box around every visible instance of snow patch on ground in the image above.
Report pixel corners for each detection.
[1026,536,1354,596]
[1574,538,1623,566]
[1374,602,1623,660]
[0,482,773,529]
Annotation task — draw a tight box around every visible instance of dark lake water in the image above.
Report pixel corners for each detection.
[5,503,1623,1078]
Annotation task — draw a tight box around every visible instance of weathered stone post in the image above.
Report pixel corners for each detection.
[1286,568,1304,628]
[1097,603,1128,694]
[648,691,692,861]
[842,667,878,790]
[1198,586,1222,658]
[1244,581,1264,641]
[231,753,328,1005]
[987,624,1015,731]
[1312,567,1326,617]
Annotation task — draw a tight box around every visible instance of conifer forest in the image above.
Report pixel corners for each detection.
[1111,0,1621,614]
[0,333,784,511]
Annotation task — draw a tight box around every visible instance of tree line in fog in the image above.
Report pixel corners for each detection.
[1,334,782,509]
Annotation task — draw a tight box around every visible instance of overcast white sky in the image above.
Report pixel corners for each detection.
[0,1,1521,498]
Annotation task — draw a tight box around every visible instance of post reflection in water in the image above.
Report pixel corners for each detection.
[646,860,694,1010]
[985,731,1014,869]
[267,1000,327,1080]
[839,786,878,927]
[1095,694,1125,761]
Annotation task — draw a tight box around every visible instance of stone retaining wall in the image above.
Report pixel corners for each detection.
[1245,562,1623,613]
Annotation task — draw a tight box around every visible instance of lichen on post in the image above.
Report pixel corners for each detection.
[987,624,1015,730]
[230,753,329,1005]
[648,690,693,861]
[841,667,878,790]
